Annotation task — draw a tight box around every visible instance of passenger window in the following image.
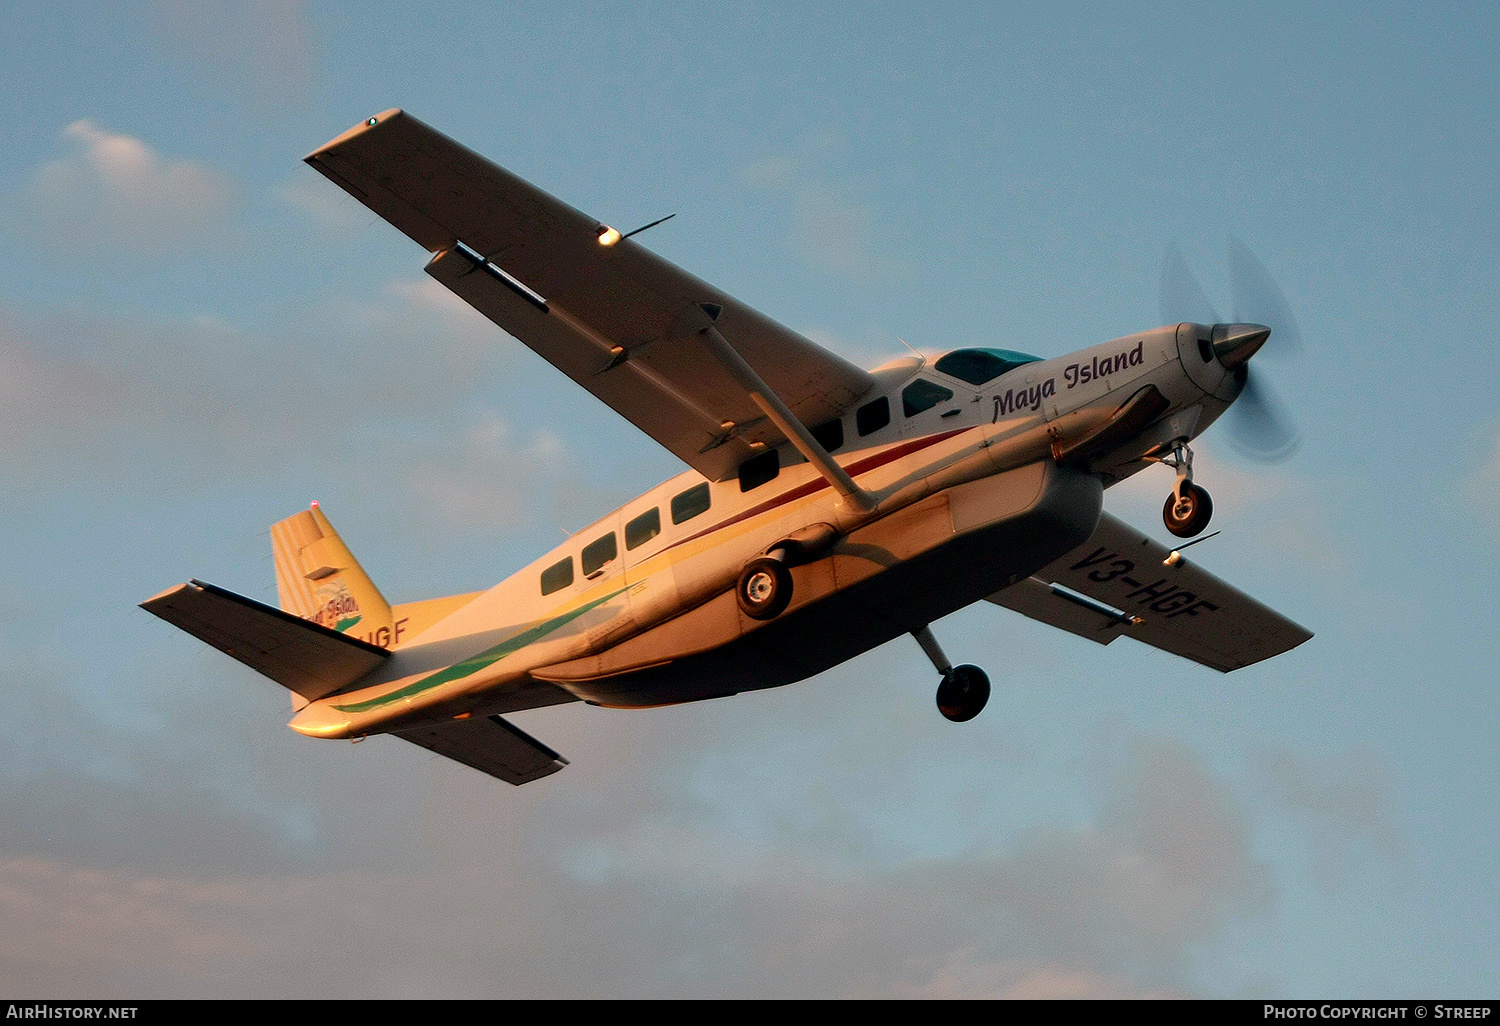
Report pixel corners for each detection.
[671,483,712,524]
[856,396,890,436]
[811,418,844,453]
[902,378,954,417]
[540,557,574,596]
[581,533,617,577]
[738,449,779,492]
[625,508,661,550]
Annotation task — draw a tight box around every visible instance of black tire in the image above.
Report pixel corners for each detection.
[1163,483,1213,538]
[736,556,793,620]
[936,664,991,722]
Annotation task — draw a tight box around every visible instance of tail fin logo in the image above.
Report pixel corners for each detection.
[313,580,362,632]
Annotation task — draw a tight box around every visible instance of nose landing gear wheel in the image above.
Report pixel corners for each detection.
[1163,482,1213,538]
[736,556,793,620]
[936,664,991,722]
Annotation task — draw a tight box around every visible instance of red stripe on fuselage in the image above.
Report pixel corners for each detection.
[664,427,973,554]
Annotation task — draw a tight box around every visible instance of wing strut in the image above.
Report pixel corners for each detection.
[696,308,876,513]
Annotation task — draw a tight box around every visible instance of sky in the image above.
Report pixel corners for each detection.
[1,0,1496,999]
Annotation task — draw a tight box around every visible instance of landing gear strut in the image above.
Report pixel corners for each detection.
[913,625,990,722]
[1156,442,1213,538]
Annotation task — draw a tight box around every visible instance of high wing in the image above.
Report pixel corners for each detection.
[140,580,389,702]
[395,715,568,786]
[305,109,875,482]
[987,513,1312,671]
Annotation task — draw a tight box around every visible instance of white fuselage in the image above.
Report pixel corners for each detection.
[289,323,1238,739]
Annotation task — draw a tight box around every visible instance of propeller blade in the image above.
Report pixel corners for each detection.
[1227,236,1302,357]
[1160,245,1221,326]
[1227,369,1300,462]
[1159,241,1304,462]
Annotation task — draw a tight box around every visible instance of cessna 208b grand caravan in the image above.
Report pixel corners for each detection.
[143,110,1310,785]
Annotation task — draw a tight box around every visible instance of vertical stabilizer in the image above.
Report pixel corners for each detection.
[271,504,396,647]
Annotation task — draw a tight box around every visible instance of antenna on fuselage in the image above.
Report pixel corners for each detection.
[898,337,926,369]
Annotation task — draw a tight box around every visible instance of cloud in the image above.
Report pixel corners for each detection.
[1464,419,1500,524]
[1257,745,1404,890]
[149,0,315,106]
[744,156,906,283]
[888,960,1187,999]
[789,184,905,281]
[0,316,123,470]
[0,280,592,603]
[0,282,520,489]
[742,156,799,189]
[0,302,273,485]
[398,412,571,531]
[0,722,1276,997]
[274,174,367,231]
[494,732,1273,997]
[17,121,240,255]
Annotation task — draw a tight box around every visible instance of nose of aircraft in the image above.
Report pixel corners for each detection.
[1212,323,1271,369]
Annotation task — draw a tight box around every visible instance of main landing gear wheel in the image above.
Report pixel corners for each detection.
[936,664,991,723]
[736,556,793,620]
[1163,482,1213,538]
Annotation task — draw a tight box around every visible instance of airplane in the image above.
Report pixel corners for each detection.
[142,109,1311,786]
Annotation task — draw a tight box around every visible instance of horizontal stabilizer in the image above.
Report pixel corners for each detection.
[395,715,568,785]
[987,512,1311,671]
[141,580,389,700]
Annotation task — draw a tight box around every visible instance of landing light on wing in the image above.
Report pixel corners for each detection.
[597,225,622,246]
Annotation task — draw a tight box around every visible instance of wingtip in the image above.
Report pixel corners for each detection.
[304,107,406,162]
[140,580,198,611]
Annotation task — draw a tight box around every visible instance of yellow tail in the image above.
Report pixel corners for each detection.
[271,503,397,647]
[270,503,481,650]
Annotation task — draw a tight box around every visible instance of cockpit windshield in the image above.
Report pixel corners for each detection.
[933,348,1042,385]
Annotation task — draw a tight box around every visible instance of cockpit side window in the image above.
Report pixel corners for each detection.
[902,378,955,417]
[933,348,1042,385]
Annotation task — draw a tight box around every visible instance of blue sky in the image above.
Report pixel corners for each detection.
[1,1,1496,998]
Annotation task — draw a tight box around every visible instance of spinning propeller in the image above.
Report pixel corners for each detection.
[1161,239,1302,461]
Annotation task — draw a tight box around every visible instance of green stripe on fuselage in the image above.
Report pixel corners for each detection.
[331,587,628,714]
